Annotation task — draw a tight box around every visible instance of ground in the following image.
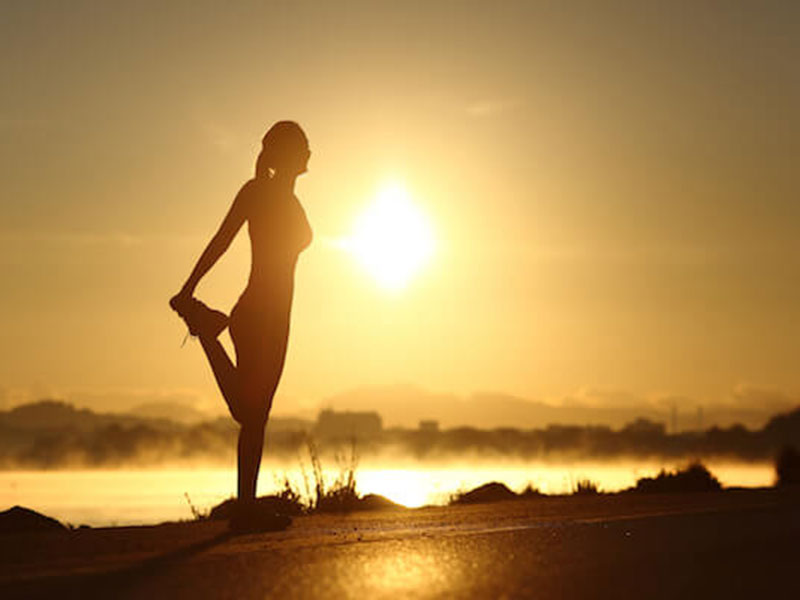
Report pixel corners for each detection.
[1,488,799,599]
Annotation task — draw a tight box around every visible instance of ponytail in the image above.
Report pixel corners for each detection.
[255,149,274,179]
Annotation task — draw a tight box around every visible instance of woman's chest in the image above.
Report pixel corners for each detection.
[248,197,312,254]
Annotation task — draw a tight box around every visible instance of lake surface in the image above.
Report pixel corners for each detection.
[0,460,775,527]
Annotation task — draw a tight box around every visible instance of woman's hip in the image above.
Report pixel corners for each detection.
[230,300,289,349]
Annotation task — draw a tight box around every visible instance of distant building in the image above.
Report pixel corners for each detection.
[418,420,439,433]
[314,409,382,440]
[621,418,666,437]
[266,417,314,434]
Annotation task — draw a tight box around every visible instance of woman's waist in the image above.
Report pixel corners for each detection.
[250,252,298,273]
[237,280,294,308]
[245,265,295,289]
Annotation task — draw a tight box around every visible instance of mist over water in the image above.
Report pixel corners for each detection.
[0,460,774,527]
[2,402,794,526]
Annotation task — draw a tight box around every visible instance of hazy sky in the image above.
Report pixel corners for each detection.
[1,1,798,421]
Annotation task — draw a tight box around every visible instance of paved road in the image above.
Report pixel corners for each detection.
[3,490,799,599]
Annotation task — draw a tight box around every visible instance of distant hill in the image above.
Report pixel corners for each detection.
[322,384,789,431]
[322,385,670,430]
[0,400,183,433]
[0,400,316,434]
[128,402,209,425]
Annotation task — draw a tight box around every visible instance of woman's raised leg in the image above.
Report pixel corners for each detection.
[173,295,242,422]
[198,335,242,423]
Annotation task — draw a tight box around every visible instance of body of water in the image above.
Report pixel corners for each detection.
[0,460,775,527]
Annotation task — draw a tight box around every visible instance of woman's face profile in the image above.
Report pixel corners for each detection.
[297,145,311,174]
[281,142,310,175]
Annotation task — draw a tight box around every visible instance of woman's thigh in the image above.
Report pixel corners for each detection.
[229,305,289,423]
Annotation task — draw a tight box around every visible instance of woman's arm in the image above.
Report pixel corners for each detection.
[175,182,252,298]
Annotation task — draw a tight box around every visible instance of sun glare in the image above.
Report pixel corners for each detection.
[342,182,435,291]
[358,469,432,508]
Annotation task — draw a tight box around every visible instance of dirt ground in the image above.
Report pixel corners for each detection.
[1,488,799,599]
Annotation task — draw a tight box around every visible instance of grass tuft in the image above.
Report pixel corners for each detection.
[306,437,361,513]
[184,492,208,520]
[633,461,721,494]
[775,445,800,487]
[572,479,600,496]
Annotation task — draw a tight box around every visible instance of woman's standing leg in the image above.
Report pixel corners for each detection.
[234,364,284,502]
[237,410,268,502]
[230,317,288,503]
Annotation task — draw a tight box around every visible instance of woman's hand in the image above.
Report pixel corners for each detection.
[169,288,193,314]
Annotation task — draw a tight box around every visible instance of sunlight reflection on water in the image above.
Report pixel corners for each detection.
[0,460,775,526]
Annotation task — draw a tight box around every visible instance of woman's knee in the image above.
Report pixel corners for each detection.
[237,385,273,428]
[239,409,269,431]
[236,400,269,428]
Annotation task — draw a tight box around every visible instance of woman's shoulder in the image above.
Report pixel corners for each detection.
[234,177,273,209]
[238,177,264,198]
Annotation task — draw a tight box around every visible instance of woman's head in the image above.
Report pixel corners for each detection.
[255,121,310,179]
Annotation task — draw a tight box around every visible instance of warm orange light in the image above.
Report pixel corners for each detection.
[341,182,435,291]
[357,469,431,507]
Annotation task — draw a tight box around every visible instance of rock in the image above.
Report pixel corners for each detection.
[358,494,405,511]
[0,506,66,534]
[452,482,518,505]
[209,495,303,520]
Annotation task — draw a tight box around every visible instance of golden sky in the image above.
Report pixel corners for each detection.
[1,1,798,422]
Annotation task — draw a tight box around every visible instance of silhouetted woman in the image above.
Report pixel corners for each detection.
[170,121,312,531]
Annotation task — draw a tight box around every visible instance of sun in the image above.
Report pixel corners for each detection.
[342,182,435,291]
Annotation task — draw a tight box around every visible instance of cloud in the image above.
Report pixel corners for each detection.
[522,242,744,268]
[465,98,521,117]
[0,231,142,247]
[558,387,648,410]
[0,116,52,132]
[653,394,698,411]
[730,384,798,412]
[197,119,238,153]
[0,230,213,250]
[189,105,241,154]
